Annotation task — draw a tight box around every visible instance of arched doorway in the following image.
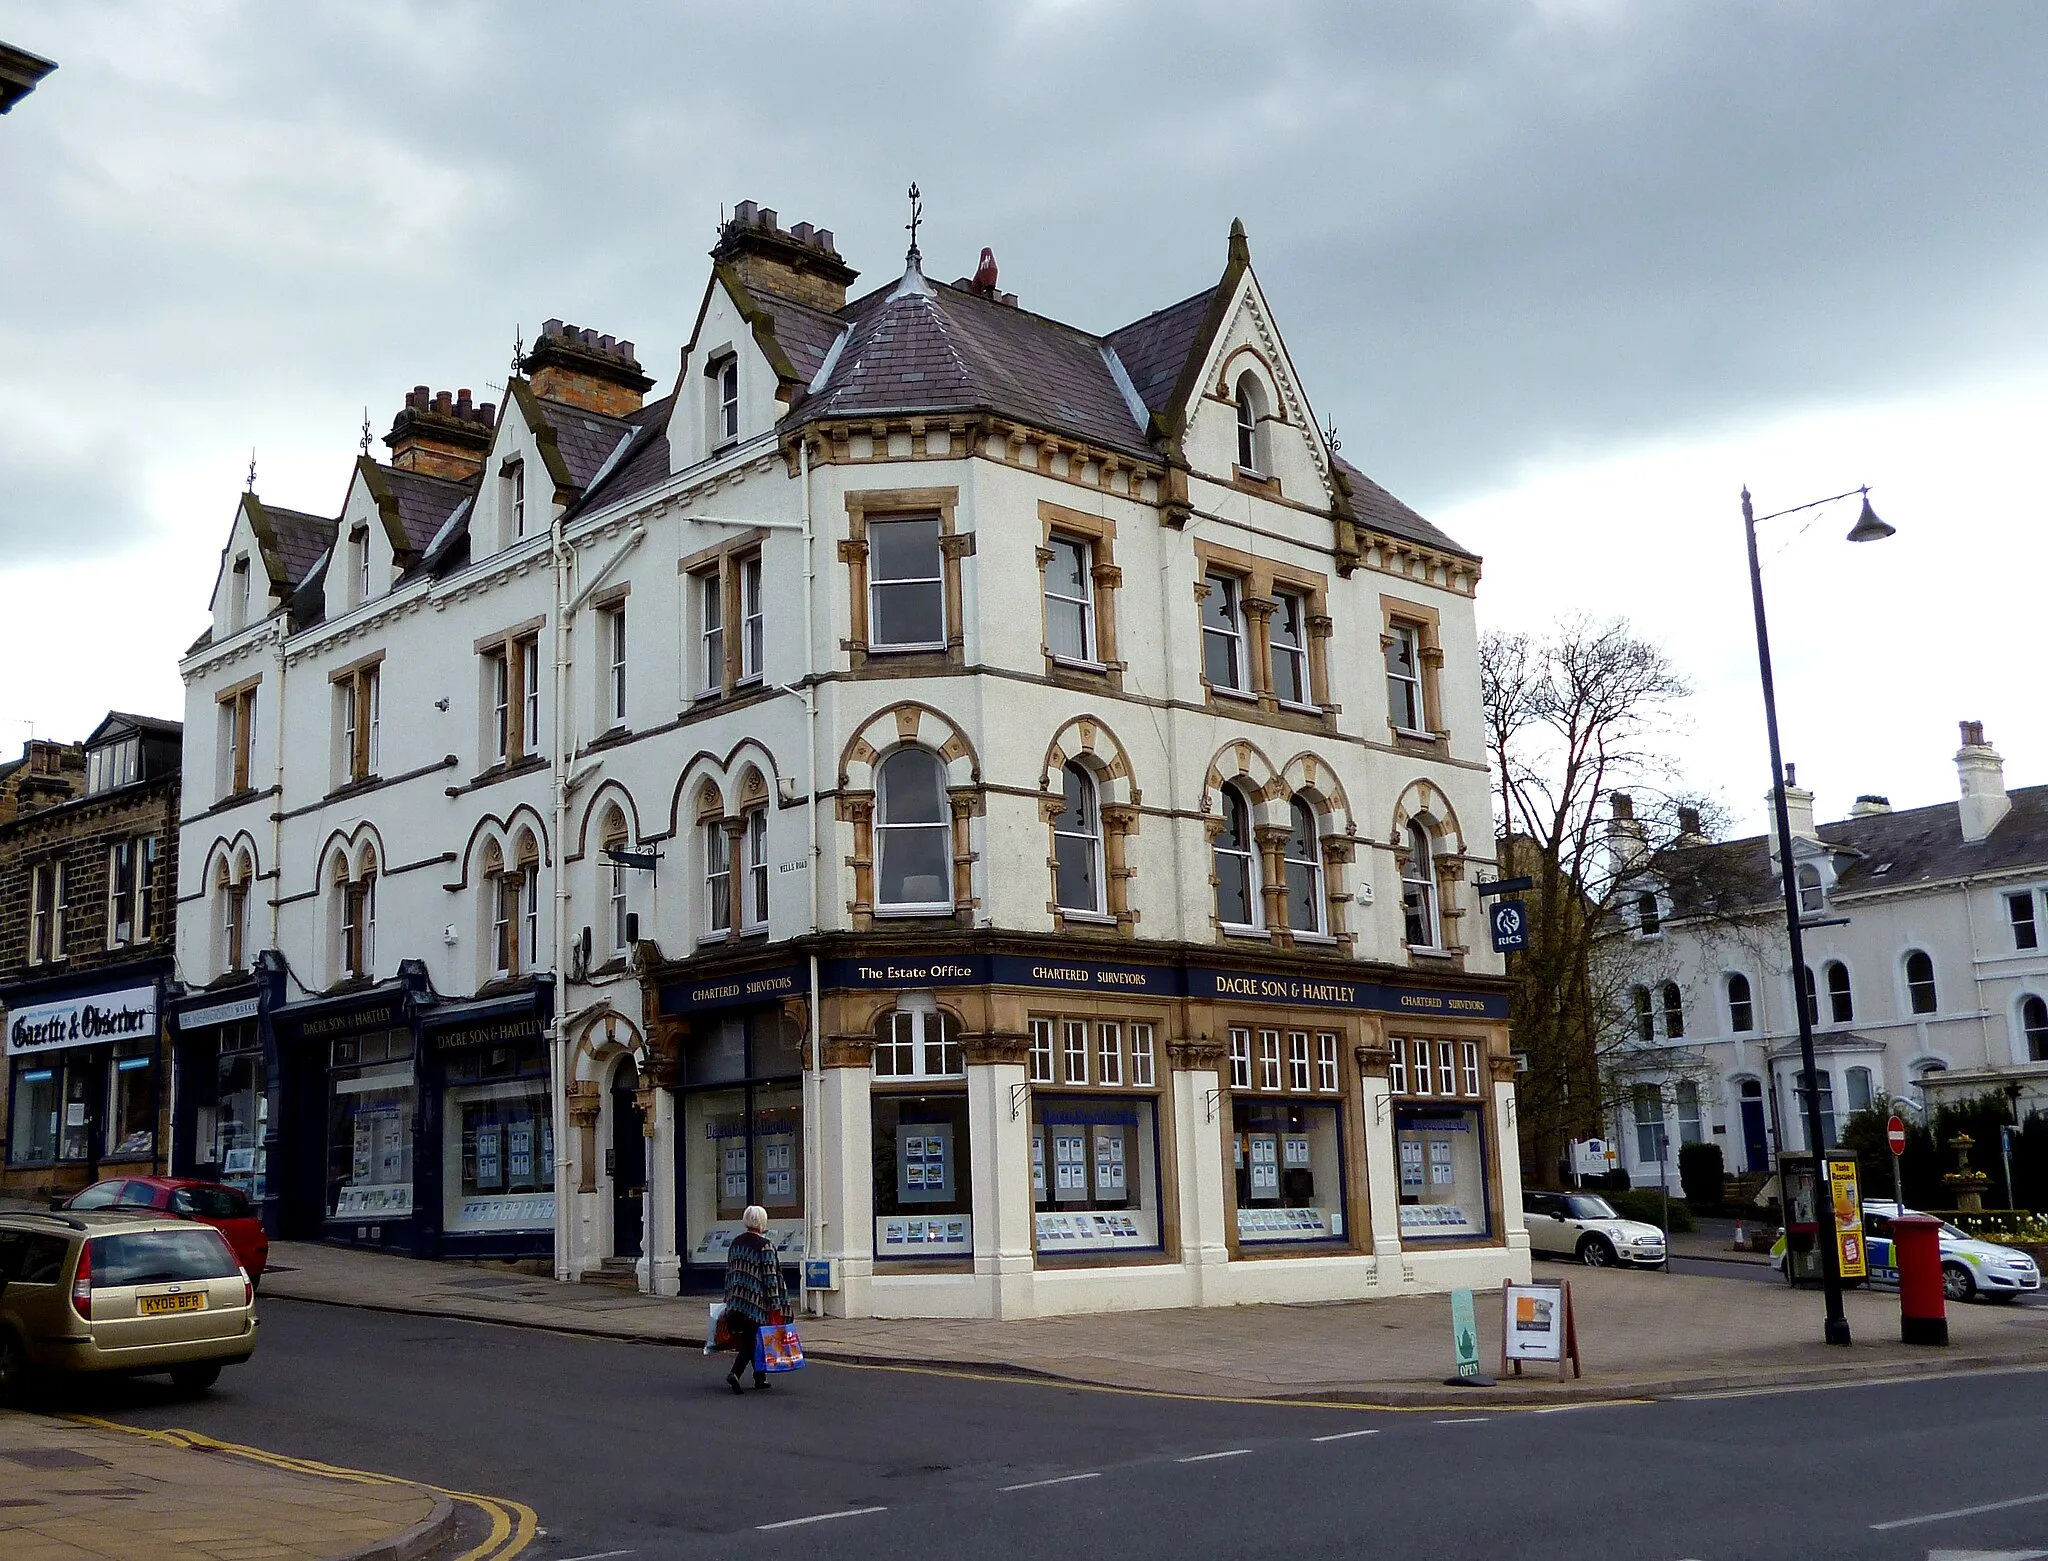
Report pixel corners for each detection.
[610,1058,645,1259]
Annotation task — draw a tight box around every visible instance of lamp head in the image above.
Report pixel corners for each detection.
[1845,489,1894,543]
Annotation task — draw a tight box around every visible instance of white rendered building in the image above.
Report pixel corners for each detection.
[171,203,1528,1316]
[1604,725,2048,1187]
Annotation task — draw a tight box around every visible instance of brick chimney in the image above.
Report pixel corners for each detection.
[385,387,496,481]
[520,322,655,417]
[1674,806,1707,846]
[712,200,859,313]
[1957,720,2011,842]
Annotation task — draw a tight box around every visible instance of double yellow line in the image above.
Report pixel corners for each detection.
[64,1414,537,1561]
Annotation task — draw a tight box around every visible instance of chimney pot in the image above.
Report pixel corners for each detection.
[617,341,634,360]
[1610,791,1634,821]
[734,200,759,227]
[433,389,452,413]
[816,228,834,253]
[791,221,814,244]
[542,318,563,337]
[478,402,496,426]
[597,334,614,353]
[1677,806,1702,837]
[759,207,778,231]
[1961,719,1987,747]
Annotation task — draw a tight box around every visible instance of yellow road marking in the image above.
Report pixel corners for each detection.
[815,1356,1652,1413]
[62,1414,538,1559]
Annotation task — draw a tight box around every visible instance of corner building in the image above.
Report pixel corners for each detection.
[174,201,1528,1314]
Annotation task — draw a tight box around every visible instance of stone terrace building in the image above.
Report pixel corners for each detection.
[1605,723,2048,1187]
[174,203,1525,1316]
[0,716,181,1202]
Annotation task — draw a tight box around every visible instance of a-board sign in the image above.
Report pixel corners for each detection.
[1500,1279,1582,1380]
[1829,1154,1867,1281]
[1450,1287,1481,1379]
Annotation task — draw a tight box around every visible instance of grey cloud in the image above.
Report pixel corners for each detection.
[0,423,148,561]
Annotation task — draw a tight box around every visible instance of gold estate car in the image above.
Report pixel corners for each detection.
[0,1210,258,1402]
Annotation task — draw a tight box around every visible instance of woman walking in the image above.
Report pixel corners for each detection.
[721,1205,788,1394]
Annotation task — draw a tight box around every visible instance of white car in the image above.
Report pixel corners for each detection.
[1522,1191,1668,1268]
[1771,1199,2042,1303]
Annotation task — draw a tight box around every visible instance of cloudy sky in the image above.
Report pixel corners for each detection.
[2,1,2042,837]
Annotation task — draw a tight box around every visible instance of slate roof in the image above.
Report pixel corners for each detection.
[1103,287,1218,416]
[567,394,675,518]
[1661,784,2048,918]
[534,397,634,489]
[384,468,473,554]
[759,296,847,385]
[264,505,339,589]
[1335,455,1477,561]
[96,711,182,740]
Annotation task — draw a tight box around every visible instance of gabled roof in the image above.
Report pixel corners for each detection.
[1660,784,2048,918]
[382,466,473,555]
[240,493,338,594]
[1103,287,1219,418]
[534,396,633,489]
[1334,455,1477,561]
[566,395,674,519]
[87,711,182,745]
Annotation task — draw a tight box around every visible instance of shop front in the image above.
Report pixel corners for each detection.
[2,963,171,1198]
[168,984,270,1208]
[656,942,1526,1320]
[429,996,557,1262]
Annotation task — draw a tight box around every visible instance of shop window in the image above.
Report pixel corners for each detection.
[1227,1026,1252,1090]
[1200,571,1248,693]
[1028,1018,1055,1084]
[1062,1020,1090,1086]
[1044,534,1095,663]
[1401,822,1439,949]
[684,1062,804,1269]
[8,1060,70,1163]
[1213,784,1261,931]
[1233,1098,1344,1244]
[208,1028,267,1201]
[1905,950,1938,1014]
[106,1051,156,1159]
[443,1034,555,1236]
[1826,961,1853,1024]
[1132,1024,1156,1087]
[872,1092,972,1258]
[875,748,952,914]
[1395,1103,1489,1240]
[1258,1030,1283,1091]
[1283,796,1324,936]
[1270,591,1311,707]
[1033,1097,1160,1254]
[1727,972,1755,1033]
[1053,762,1104,916]
[873,1001,963,1080]
[1287,1032,1311,1092]
[326,1029,417,1220]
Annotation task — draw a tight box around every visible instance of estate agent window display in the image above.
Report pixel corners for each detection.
[678,1008,807,1274]
[1024,1012,1167,1259]
[325,1027,418,1222]
[1223,1022,1355,1249]
[440,1034,555,1237]
[869,995,973,1262]
[1387,1035,1495,1242]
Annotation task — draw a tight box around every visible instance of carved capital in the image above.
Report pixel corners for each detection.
[1355,1043,1395,1078]
[821,1031,874,1069]
[1168,1038,1227,1072]
[1489,1054,1518,1082]
[565,1079,603,1129]
[963,1029,1033,1067]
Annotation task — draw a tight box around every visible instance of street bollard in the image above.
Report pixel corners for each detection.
[1892,1213,1947,1346]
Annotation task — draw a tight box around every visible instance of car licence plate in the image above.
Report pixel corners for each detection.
[138,1293,207,1315]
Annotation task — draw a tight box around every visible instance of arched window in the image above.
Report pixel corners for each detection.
[217,855,251,976]
[1661,982,1685,1039]
[336,846,376,982]
[1401,821,1438,949]
[1234,372,1267,473]
[1796,863,1824,914]
[1283,797,1324,936]
[1213,784,1260,930]
[514,834,540,974]
[1726,972,1755,1033]
[704,815,732,936]
[877,749,952,913]
[482,840,508,975]
[1905,950,1938,1015]
[2022,995,2048,1063]
[1845,1065,1875,1112]
[1636,891,1662,936]
[1632,986,1654,1045]
[1825,961,1853,1024]
[601,809,629,957]
[1052,762,1103,915]
[872,999,963,1079]
[486,836,537,978]
[1797,964,1818,1027]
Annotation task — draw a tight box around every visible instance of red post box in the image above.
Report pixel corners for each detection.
[1892,1213,1947,1346]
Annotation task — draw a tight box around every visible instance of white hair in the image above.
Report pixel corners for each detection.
[743,1204,769,1232]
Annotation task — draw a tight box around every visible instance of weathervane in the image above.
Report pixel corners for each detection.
[905,182,923,266]
[1323,419,1341,454]
[510,325,524,381]
[245,449,257,493]
[359,408,372,457]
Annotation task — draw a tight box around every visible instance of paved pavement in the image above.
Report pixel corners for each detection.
[263,1238,2048,1405]
[0,1407,450,1561]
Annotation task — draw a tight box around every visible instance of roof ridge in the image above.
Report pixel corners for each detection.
[1104,283,1219,341]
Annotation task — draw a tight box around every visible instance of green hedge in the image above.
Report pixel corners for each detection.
[1601,1189,1696,1233]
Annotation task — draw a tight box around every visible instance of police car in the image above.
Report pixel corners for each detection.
[1773,1200,2041,1302]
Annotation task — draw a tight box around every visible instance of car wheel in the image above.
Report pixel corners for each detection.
[1942,1263,1976,1303]
[0,1332,33,1408]
[169,1363,222,1394]
[1578,1236,1616,1268]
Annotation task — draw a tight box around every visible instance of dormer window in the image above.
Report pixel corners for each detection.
[716,358,739,447]
[230,555,251,630]
[1796,863,1824,915]
[350,524,371,605]
[1636,891,1661,936]
[86,736,141,796]
[505,461,526,540]
[1233,372,1269,474]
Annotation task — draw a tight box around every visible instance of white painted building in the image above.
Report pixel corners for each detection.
[1604,725,2048,1187]
[172,202,1528,1316]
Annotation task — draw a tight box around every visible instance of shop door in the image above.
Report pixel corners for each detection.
[1741,1086,1770,1174]
[610,1069,644,1259]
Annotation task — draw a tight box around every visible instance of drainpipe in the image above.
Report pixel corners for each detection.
[801,433,824,1316]
[550,500,572,1282]
[268,623,287,949]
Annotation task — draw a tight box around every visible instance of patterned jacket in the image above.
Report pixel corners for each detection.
[722,1230,788,1324]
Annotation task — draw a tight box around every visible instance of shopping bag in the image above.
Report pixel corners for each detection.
[704,1302,732,1356]
[753,1321,806,1374]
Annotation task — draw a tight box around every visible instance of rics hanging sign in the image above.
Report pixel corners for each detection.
[6,985,158,1056]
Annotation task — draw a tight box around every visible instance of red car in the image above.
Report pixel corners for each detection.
[64,1177,270,1285]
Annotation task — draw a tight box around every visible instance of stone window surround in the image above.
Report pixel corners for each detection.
[216,676,260,799]
[475,617,545,770]
[1390,817,1468,967]
[692,768,772,946]
[328,650,385,789]
[1380,594,1449,746]
[1193,539,1334,726]
[836,703,982,932]
[679,530,768,702]
[1201,746,1357,955]
[1035,500,1124,689]
[1210,346,1288,498]
[839,487,970,672]
[590,583,630,734]
[1039,716,1141,938]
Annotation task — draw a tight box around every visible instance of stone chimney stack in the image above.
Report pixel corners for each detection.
[1674,806,1707,847]
[711,200,859,313]
[1606,791,1649,874]
[1957,720,2011,842]
[1772,763,1818,841]
[384,387,497,481]
[520,322,655,417]
[1849,794,1892,818]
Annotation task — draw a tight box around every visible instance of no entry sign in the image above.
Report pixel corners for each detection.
[1887,1115,1907,1156]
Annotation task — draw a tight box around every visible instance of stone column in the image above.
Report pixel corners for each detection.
[1169,1036,1230,1304]
[564,1080,603,1280]
[817,1031,874,1319]
[1356,1038,1403,1265]
[1492,1051,1532,1277]
[1255,824,1292,944]
[965,1030,1036,1319]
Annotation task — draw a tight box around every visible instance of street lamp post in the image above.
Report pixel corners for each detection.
[1741,484,1893,1349]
